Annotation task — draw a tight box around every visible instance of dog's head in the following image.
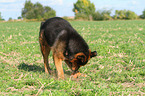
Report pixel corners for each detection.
[65,50,97,73]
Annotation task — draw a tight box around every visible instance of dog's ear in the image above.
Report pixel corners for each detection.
[75,53,87,63]
[77,55,86,63]
[90,51,97,58]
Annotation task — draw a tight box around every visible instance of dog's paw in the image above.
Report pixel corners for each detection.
[71,72,81,78]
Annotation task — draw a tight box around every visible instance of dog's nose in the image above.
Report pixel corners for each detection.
[72,67,75,71]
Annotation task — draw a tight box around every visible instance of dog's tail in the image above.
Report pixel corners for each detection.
[41,22,45,26]
[40,22,45,29]
[39,22,45,38]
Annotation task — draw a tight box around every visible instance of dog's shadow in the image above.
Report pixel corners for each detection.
[18,63,72,76]
[18,63,45,72]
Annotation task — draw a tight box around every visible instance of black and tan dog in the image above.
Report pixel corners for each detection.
[39,17,97,79]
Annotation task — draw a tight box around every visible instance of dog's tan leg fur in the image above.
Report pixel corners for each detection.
[41,45,51,74]
[52,43,65,79]
[52,37,66,79]
[53,53,64,79]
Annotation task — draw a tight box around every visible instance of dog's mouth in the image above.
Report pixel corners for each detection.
[72,69,78,73]
[71,70,80,75]
[65,60,81,74]
[72,66,80,74]
[69,61,80,72]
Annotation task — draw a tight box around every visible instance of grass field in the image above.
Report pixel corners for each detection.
[0,20,145,95]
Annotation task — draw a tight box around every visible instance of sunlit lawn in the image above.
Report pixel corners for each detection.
[0,20,144,95]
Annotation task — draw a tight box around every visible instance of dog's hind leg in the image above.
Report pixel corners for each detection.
[41,45,51,74]
[39,31,51,74]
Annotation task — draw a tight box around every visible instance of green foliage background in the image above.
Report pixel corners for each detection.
[73,0,140,20]
[0,20,145,95]
[73,0,96,20]
[1,0,145,21]
[22,0,56,20]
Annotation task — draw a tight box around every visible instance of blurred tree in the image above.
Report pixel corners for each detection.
[114,10,138,20]
[18,16,22,19]
[22,0,33,18]
[114,10,126,19]
[92,11,102,20]
[43,6,56,20]
[8,17,13,21]
[114,10,119,19]
[101,9,112,20]
[22,0,56,20]
[126,10,138,19]
[140,9,145,19]
[33,2,43,20]
[73,0,95,20]
[75,13,88,20]
[0,12,4,21]
[119,10,126,19]
[93,9,112,20]
[0,12,2,20]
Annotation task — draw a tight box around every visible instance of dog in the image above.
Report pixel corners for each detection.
[39,17,97,79]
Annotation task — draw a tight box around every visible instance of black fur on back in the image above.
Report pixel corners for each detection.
[40,17,89,59]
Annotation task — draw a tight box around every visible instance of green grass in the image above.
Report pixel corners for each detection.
[0,20,145,95]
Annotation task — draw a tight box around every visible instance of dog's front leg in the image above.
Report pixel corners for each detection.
[53,53,64,79]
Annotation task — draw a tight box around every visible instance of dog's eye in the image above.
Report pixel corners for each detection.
[69,62,72,65]
[78,60,87,65]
